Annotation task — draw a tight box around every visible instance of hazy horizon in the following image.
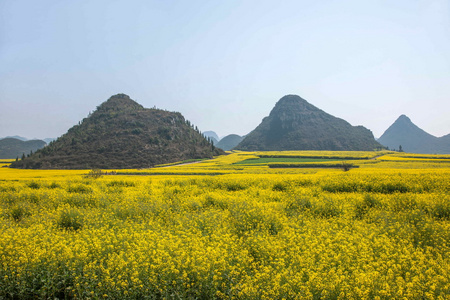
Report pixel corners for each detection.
[1,0,449,140]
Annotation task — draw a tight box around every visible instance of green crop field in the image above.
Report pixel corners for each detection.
[234,157,346,164]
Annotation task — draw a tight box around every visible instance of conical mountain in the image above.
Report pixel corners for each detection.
[216,134,244,151]
[378,115,450,153]
[235,95,382,151]
[10,94,224,169]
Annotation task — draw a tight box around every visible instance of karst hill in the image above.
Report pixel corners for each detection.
[216,134,244,151]
[378,115,450,154]
[10,94,224,169]
[235,95,382,151]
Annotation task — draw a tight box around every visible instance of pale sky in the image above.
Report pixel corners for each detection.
[1,0,449,140]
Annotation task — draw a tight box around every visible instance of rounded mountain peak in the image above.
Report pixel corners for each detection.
[97,94,144,112]
[270,94,319,116]
[277,94,307,104]
[396,114,412,123]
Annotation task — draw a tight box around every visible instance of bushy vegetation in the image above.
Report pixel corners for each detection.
[9,94,223,169]
[0,152,449,299]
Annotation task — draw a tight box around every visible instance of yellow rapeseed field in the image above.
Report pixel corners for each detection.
[0,151,449,299]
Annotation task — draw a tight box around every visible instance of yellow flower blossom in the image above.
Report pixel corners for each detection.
[0,151,449,298]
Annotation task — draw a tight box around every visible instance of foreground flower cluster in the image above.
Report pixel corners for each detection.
[0,152,449,299]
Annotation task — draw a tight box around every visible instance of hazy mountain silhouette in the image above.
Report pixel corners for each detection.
[235,95,382,151]
[43,138,56,144]
[216,134,244,151]
[203,131,220,146]
[1,135,28,141]
[0,138,47,159]
[378,115,450,154]
[1,136,55,144]
[10,94,223,169]
[203,131,220,142]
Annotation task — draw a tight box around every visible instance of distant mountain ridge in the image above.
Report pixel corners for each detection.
[216,134,244,151]
[0,138,47,159]
[203,131,220,145]
[378,115,450,154]
[1,135,29,141]
[235,95,382,151]
[203,131,220,141]
[10,94,224,169]
[1,136,55,144]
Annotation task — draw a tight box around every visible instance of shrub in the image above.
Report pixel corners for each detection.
[9,204,30,221]
[84,169,103,179]
[341,162,354,172]
[312,197,342,218]
[57,209,84,231]
[203,195,228,209]
[66,184,92,194]
[431,200,450,220]
[354,194,381,219]
[48,182,61,189]
[230,202,283,235]
[27,181,41,189]
[106,180,136,187]
[272,182,289,191]
[391,194,417,212]
[285,196,312,216]
[223,181,246,192]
